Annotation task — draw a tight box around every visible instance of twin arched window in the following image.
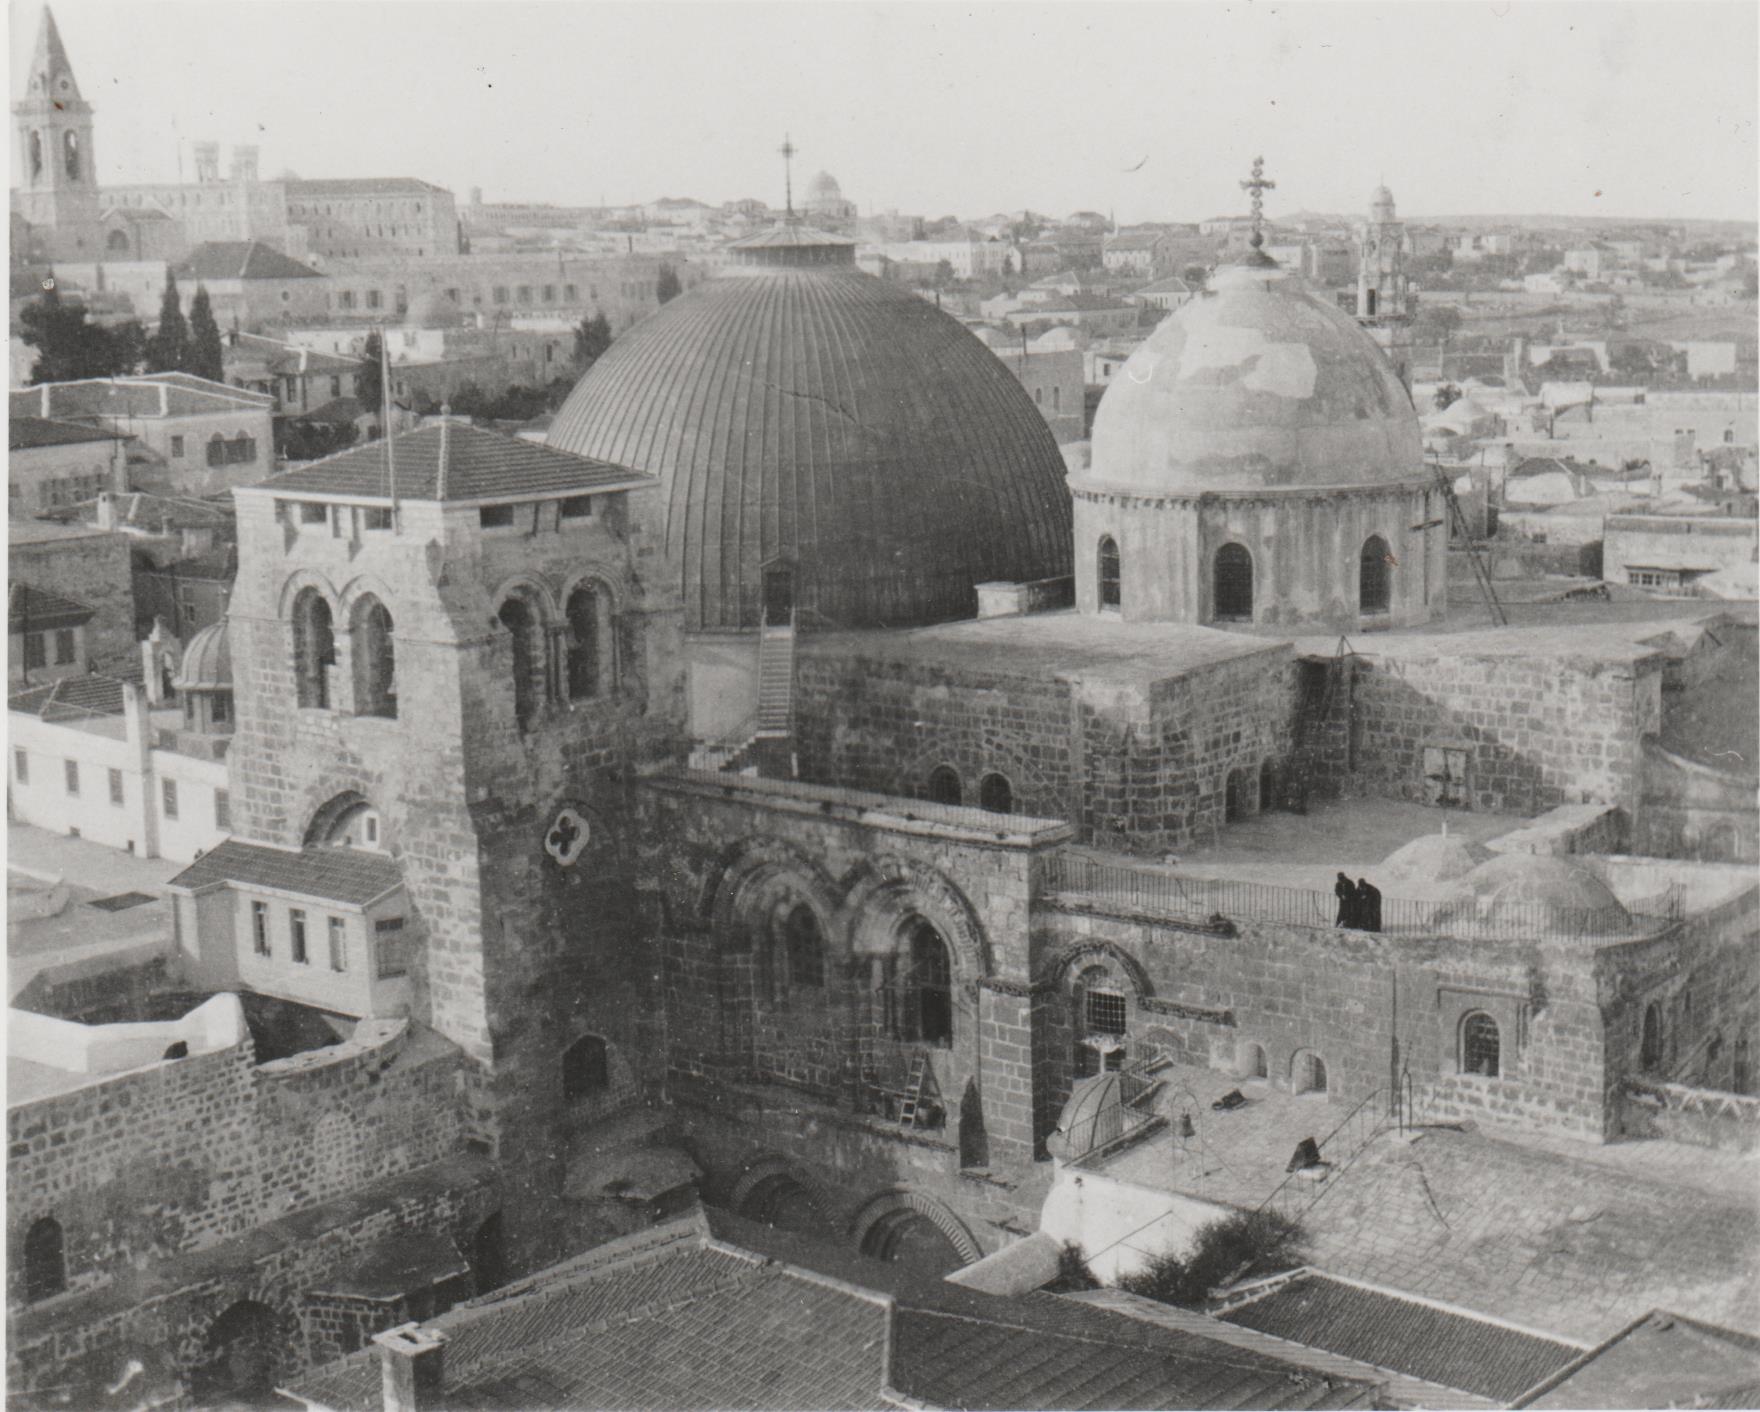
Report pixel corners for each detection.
[351,596,396,718]
[500,582,617,730]
[1360,535,1392,614]
[1097,536,1121,609]
[1214,543,1254,621]
[292,590,335,709]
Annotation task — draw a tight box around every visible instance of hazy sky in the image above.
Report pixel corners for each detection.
[12,1,1758,224]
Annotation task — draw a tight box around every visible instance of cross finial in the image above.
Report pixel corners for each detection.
[1240,155,1276,252]
[778,134,798,217]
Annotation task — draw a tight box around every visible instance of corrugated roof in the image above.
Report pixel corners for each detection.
[166,839,403,907]
[8,582,96,632]
[178,242,323,282]
[1220,1272,1580,1403]
[252,423,657,503]
[9,416,125,450]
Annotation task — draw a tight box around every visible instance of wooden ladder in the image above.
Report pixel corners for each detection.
[897,1055,928,1131]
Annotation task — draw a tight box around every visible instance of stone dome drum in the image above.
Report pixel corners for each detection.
[1085,263,1420,496]
[548,225,1072,631]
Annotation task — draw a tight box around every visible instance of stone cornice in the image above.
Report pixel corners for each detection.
[1070,476,1433,510]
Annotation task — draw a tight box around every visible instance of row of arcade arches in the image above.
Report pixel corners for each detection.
[1095,533,1395,620]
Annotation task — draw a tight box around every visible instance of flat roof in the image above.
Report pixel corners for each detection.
[803,610,1284,687]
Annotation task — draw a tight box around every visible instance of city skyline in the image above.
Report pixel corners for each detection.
[10,0,1758,226]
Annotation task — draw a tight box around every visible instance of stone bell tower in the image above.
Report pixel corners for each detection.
[1355,183,1415,393]
[11,6,103,260]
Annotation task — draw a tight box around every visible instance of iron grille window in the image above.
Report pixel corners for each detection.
[215,789,230,829]
[108,769,123,806]
[252,901,270,956]
[375,916,409,978]
[1086,990,1127,1036]
[1098,536,1121,608]
[1461,1012,1500,1077]
[161,779,178,820]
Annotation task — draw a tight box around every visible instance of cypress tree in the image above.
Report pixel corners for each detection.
[147,269,189,373]
[187,284,224,383]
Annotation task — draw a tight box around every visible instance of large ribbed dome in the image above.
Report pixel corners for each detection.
[548,225,1072,630]
[1084,263,1420,496]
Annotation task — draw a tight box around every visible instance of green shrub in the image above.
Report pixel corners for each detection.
[1117,1208,1306,1308]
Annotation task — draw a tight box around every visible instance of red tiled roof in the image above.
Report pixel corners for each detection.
[252,423,657,503]
[8,674,128,721]
[177,242,323,282]
[285,177,450,197]
[8,416,125,451]
[8,582,96,633]
[1220,1272,1580,1403]
[166,839,403,908]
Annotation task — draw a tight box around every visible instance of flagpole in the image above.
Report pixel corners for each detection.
[380,325,399,531]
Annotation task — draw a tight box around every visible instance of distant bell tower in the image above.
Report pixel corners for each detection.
[11,6,102,258]
[1355,183,1414,393]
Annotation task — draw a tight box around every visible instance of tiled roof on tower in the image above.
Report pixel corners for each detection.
[256,422,657,503]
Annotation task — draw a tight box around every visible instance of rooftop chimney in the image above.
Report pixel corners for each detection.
[374,1324,445,1412]
[95,490,115,531]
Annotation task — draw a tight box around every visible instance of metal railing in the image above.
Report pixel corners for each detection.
[1045,852,1682,943]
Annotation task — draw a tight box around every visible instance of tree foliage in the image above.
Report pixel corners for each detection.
[1116,1209,1307,1309]
[19,278,144,382]
[573,311,613,369]
[186,284,224,384]
[146,270,189,374]
[1044,1241,1101,1294]
[357,332,384,420]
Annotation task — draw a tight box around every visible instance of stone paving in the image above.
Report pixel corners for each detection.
[1095,1062,1760,1346]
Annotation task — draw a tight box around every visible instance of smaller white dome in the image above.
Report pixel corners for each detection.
[1434,853,1630,937]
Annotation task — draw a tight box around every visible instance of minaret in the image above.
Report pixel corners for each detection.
[1355,183,1414,392]
[11,6,102,259]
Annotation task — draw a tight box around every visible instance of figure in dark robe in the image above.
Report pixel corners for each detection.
[1335,872,1356,927]
[1356,877,1382,932]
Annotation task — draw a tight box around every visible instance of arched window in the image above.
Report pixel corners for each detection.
[893,919,953,1047]
[350,596,396,718]
[1461,1012,1501,1077]
[562,1035,608,1099]
[29,130,42,179]
[1213,543,1254,621]
[106,228,130,253]
[1640,1002,1663,1072]
[781,903,824,989]
[292,590,335,709]
[63,130,80,180]
[1239,1041,1269,1081]
[1098,536,1121,609]
[927,766,962,807]
[1360,535,1392,614]
[496,596,544,730]
[1292,1049,1328,1094]
[23,1216,64,1303]
[1224,767,1248,822]
[565,583,608,700]
[978,772,1013,814]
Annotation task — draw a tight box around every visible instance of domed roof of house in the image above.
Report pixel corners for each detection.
[1082,261,1421,497]
[176,620,231,692]
[547,224,1073,631]
[1433,853,1630,936]
[1380,831,1493,886]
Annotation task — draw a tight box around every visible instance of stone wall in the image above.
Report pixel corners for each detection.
[793,634,1297,854]
[1032,899,1622,1142]
[1305,645,1665,817]
[10,527,136,672]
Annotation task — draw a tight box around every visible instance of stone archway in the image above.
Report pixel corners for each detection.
[726,1157,837,1240]
[837,855,989,982]
[849,1187,982,1273]
[187,1298,290,1408]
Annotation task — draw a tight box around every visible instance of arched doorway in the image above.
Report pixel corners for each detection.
[762,562,795,626]
[1213,543,1254,622]
[1360,535,1392,615]
[188,1300,285,1407]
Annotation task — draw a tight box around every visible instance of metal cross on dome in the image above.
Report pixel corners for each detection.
[1240,156,1276,253]
[778,134,797,216]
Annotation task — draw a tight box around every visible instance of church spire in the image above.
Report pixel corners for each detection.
[24,6,83,104]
